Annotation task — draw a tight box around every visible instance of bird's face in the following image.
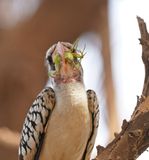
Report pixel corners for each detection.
[46,42,84,85]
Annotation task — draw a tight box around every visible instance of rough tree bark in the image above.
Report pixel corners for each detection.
[95,17,149,160]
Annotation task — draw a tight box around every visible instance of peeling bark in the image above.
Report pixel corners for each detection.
[95,17,149,160]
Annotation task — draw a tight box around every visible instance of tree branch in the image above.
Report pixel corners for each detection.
[137,16,149,97]
[95,17,149,160]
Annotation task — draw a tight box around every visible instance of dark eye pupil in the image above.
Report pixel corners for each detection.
[47,56,52,64]
[47,56,55,70]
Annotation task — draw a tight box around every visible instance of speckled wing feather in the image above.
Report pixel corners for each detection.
[83,89,99,160]
[18,87,55,160]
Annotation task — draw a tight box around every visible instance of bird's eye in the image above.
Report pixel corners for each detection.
[47,55,55,70]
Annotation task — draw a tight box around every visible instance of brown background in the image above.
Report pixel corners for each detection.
[0,0,118,159]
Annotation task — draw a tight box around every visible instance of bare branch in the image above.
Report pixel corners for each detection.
[95,17,149,160]
[137,16,149,97]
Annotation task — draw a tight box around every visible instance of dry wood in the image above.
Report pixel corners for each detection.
[95,16,149,160]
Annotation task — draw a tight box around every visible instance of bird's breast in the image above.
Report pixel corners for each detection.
[39,82,91,160]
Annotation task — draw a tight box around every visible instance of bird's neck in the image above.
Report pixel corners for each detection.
[55,82,85,95]
[54,82,87,108]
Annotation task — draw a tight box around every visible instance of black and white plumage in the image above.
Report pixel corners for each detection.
[18,42,99,160]
[19,87,55,160]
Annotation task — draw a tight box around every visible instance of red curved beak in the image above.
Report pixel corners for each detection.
[55,42,68,74]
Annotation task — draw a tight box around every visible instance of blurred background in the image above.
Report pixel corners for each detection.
[0,0,148,159]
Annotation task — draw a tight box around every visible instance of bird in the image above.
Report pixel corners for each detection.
[18,41,99,160]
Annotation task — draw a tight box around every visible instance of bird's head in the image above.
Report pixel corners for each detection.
[46,42,85,85]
